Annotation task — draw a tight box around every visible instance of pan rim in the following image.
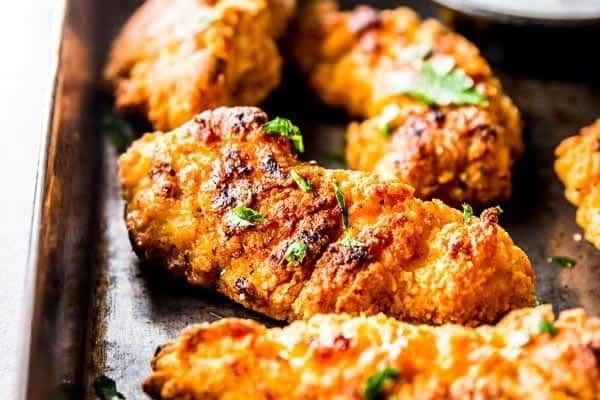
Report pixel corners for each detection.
[433,0,600,26]
[16,0,68,398]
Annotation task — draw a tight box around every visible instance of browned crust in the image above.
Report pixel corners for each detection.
[290,1,522,206]
[119,106,535,326]
[555,119,600,249]
[104,0,295,130]
[143,306,600,399]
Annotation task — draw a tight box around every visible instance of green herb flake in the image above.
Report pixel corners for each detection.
[429,55,456,75]
[264,117,304,153]
[377,105,401,140]
[495,205,504,214]
[462,203,473,224]
[340,235,365,248]
[538,320,558,336]
[291,169,314,193]
[198,9,218,31]
[362,367,401,400]
[393,61,486,106]
[333,180,349,230]
[402,43,432,62]
[93,375,125,400]
[225,206,264,228]
[550,256,576,268]
[380,123,393,138]
[284,240,308,265]
[101,110,136,154]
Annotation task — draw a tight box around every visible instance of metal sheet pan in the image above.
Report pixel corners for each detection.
[19,0,600,398]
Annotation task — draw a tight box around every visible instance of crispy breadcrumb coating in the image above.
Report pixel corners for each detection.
[291,1,522,206]
[555,120,600,249]
[104,0,295,130]
[119,106,534,325]
[144,306,600,400]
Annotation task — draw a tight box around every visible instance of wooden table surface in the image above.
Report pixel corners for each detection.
[0,1,58,397]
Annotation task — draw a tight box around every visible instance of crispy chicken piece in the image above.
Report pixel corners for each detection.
[291,1,522,206]
[120,106,534,325]
[119,107,534,325]
[555,120,600,249]
[144,306,600,400]
[104,0,295,130]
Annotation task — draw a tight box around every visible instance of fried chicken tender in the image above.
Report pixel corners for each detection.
[104,0,295,130]
[144,306,600,400]
[291,1,522,206]
[119,106,534,325]
[555,120,600,249]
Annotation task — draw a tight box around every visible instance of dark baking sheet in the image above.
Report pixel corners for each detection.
[20,0,600,399]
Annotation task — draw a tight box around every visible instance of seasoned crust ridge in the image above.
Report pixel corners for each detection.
[120,106,535,325]
[105,0,296,130]
[290,1,522,206]
[144,306,600,399]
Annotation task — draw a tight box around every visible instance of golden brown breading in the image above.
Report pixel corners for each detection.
[144,306,600,400]
[348,106,515,206]
[104,0,295,130]
[291,1,522,206]
[555,120,600,249]
[119,106,534,325]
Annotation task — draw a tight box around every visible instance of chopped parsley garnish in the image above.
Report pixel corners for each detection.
[538,320,558,336]
[333,180,349,229]
[291,169,314,193]
[495,205,504,214]
[101,110,136,154]
[462,203,473,224]
[264,117,304,153]
[362,367,400,400]
[550,256,576,268]
[198,9,218,31]
[380,123,393,138]
[93,375,125,400]
[429,55,456,75]
[393,61,486,106]
[377,105,401,140]
[402,43,432,62]
[284,240,308,265]
[225,206,264,228]
[340,236,365,248]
